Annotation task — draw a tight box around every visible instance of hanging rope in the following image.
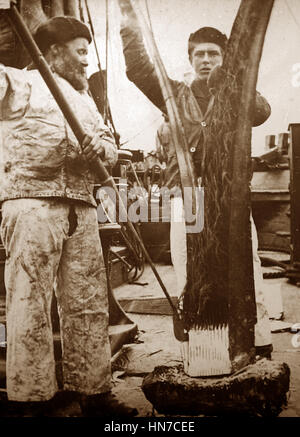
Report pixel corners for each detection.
[120,115,162,146]
[144,0,154,38]
[83,0,118,142]
[79,0,85,22]
[284,0,300,31]
[105,0,109,124]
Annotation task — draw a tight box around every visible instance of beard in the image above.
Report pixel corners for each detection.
[50,50,88,91]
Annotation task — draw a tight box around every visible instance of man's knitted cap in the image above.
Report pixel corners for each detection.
[188,27,227,52]
[34,16,92,54]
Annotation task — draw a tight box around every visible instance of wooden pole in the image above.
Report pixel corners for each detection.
[5,2,187,341]
[129,0,198,220]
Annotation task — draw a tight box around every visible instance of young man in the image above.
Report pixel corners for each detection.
[119,1,272,356]
[0,15,137,416]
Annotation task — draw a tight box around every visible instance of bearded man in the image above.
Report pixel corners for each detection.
[0,16,137,417]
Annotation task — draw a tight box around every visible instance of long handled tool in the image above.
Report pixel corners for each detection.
[4,2,187,342]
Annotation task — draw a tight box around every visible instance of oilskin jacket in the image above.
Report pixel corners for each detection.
[0,65,118,207]
[120,21,271,189]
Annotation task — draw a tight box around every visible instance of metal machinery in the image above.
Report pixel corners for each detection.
[285,124,300,282]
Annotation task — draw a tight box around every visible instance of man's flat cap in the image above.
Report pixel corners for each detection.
[189,27,227,51]
[34,16,92,54]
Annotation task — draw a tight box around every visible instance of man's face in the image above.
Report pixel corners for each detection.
[51,37,89,90]
[190,42,223,81]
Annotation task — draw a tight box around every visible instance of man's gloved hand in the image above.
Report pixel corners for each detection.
[81,134,105,162]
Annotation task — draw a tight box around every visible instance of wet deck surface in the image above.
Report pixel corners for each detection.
[0,252,300,417]
[112,256,300,418]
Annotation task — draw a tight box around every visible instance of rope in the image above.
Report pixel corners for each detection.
[145,0,154,38]
[105,0,109,124]
[120,115,162,146]
[79,0,85,22]
[284,0,300,31]
[83,0,118,138]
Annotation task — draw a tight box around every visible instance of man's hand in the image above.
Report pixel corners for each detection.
[81,134,105,162]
